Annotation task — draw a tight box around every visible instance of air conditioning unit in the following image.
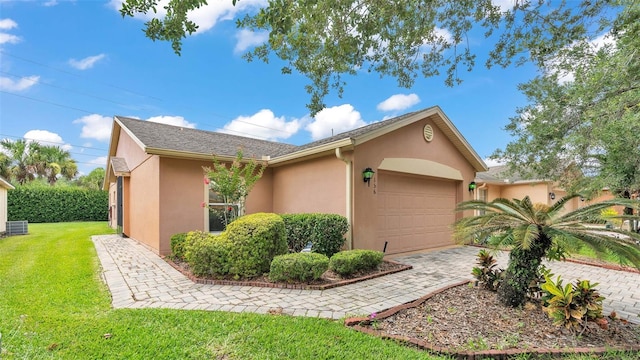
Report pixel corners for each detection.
[6,221,28,236]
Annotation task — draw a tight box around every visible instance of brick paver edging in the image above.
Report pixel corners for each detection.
[164,257,413,290]
[344,280,640,360]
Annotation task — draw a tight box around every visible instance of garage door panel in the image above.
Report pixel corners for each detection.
[377,173,456,254]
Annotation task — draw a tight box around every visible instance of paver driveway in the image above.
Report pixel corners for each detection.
[93,235,640,323]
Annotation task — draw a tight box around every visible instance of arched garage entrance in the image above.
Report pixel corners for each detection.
[376,171,458,254]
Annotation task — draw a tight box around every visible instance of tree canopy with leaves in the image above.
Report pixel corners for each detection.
[120,0,626,114]
[493,3,640,197]
[204,149,265,225]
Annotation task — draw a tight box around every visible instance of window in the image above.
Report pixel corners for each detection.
[207,184,238,232]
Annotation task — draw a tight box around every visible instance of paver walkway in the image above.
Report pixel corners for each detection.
[93,235,640,323]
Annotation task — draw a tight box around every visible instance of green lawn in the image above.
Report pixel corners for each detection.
[1,223,635,359]
[0,222,442,359]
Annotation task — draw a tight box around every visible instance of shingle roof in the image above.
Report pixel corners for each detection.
[110,157,130,174]
[295,110,422,151]
[476,165,544,183]
[116,116,299,158]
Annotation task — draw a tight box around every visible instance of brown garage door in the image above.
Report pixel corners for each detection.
[376,172,457,254]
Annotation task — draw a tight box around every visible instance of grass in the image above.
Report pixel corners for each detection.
[1,223,637,359]
[0,222,442,359]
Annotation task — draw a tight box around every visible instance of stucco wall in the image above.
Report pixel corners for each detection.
[156,158,273,255]
[126,156,160,251]
[352,115,478,251]
[115,130,148,169]
[498,182,552,205]
[272,155,346,215]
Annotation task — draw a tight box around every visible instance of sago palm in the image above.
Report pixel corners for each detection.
[454,195,640,307]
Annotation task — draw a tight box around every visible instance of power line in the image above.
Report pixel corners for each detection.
[1,90,96,114]
[0,50,163,101]
[0,71,133,107]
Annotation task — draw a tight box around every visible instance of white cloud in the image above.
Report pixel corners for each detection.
[0,18,20,45]
[110,0,266,35]
[69,54,106,70]
[43,0,58,6]
[0,33,20,45]
[234,29,268,54]
[306,104,367,140]
[147,115,196,128]
[88,156,108,166]
[220,109,301,141]
[0,75,39,91]
[23,130,72,151]
[0,19,17,30]
[377,93,420,112]
[74,114,113,142]
[484,158,505,167]
[492,0,516,12]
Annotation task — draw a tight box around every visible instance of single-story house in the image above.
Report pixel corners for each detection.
[0,176,15,234]
[473,165,614,211]
[104,106,488,255]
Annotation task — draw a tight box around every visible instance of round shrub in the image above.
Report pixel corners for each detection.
[280,213,349,256]
[170,232,188,261]
[269,252,329,282]
[329,249,384,276]
[225,213,288,278]
[184,231,232,277]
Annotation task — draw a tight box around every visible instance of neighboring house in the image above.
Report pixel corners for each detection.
[104,106,487,255]
[473,165,614,211]
[0,176,15,234]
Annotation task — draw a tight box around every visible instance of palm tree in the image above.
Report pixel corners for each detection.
[454,195,640,307]
[0,139,39,185]
[34,145,78,185]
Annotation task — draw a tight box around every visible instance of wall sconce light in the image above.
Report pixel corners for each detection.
[468,181,477,192]
[362,167,375,186]
[580,196,585,202]
[549,192,556,200]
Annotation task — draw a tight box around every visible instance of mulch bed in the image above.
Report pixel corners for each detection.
[346,282,640,359]
[164,257,412,290]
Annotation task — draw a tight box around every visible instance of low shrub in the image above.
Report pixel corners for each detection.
[329,249,384,276]
[280,213,349,257]
[183,231,232,277]
[225,213,288,278]
[471,250,503,291]
[269,253,329,282]
[541,274,604,332]
[170,232,188,261]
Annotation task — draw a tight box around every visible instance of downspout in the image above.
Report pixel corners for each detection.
[335,147,353,250]
[476,182,487,200]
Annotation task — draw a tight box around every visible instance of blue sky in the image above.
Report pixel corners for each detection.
[0,0,538,175]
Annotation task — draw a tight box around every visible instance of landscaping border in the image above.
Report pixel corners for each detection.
[344,280,640,359]
[164,257,412,290]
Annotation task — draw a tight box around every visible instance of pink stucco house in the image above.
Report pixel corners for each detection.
[104,106,487,255]
[473,165,615,211]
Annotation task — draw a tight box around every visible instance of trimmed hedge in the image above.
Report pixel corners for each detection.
[269,252,329,282]
[8,187,108,223]
[184,230,232,277]
[183,213,288,279]
[329,249,384,276]
[170,232,188,261]
[280,213,349,257]
[225,213,288,278]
